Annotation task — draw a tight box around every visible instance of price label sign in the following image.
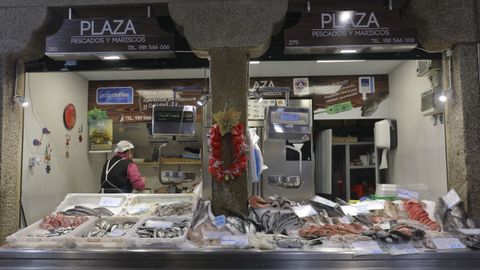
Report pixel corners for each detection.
[397,188,419,200]
[214,215,226,228]
[221,235,249,247]
[442,189,462,209]
[351,240,385,255]
[458,229,480,235]
[431,238,466,250]
[99,197,123,207]
[292,205,318,218]
[310,195,338,208]
[341,205,360,216]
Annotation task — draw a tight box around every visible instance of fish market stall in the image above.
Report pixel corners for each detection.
[4,190,480,269]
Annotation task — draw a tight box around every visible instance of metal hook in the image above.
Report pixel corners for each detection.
[68,8,72,20]
[147,6,151,18]
[307,1,311,12]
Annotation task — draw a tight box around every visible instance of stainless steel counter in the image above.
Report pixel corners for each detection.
[1,248,480,269]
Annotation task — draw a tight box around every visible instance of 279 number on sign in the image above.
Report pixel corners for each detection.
[287,40,300,46]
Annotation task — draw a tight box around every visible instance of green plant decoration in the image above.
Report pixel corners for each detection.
[87,108,109,122]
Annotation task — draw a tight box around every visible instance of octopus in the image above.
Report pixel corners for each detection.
[299,223,364,239]
[40,212,88,230]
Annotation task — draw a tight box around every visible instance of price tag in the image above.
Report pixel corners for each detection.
[339,215,354,224]
[379,222,391,230]
[203,231,232,240]
[431,238,466,250]
[145,220,173,229]
[385,243,422,255]
[458,229,480,235]
[214,215,226,228]
[310,195,338,208]
[340,205,359,216]
[292,204,318,218]
[355,205,370,214]
[397,188,419,200]
[356,200,385,211]
[108,228,128,237]
[221,235,249,247]
[442,189,462,209]
[351,240,385,255]
[99,197,123,207]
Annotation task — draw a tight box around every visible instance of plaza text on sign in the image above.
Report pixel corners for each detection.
[46,18,174,59]
[284,11,417,54]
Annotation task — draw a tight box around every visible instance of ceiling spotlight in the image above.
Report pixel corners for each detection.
[14,95,29,107]
[196,94,210,107]
[339,49,358,54]
[439,89,452,102]
[102,55,122,60]
[316,60,366,63]
[253,91,263,102]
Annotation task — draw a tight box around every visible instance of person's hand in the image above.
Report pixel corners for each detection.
[141,176,146,183]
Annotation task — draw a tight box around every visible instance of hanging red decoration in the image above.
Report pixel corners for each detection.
[63,103,76,130]
[208,123,247,182]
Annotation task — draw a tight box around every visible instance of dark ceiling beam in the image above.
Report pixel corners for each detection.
[287,0,409,12]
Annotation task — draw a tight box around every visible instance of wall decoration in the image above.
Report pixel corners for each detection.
[208,105,247,182]
[65,133,71,159]
[88,119,113,153]
[44,143,52,174]
[63,103,77,130]
[78,124,83,143]
[33,139,42,146]
[293,78,310,96]
[96,87,134,105]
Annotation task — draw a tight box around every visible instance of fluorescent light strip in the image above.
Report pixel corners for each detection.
[316,60,366,63]
[339,49,358,53]
[102,55,121,60]
[249,61,260,64]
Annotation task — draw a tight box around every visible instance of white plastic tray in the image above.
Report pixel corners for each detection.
[6,216,94,249]
[126,216,189,249]
[122,193,194,217]
[54,193,129,216]
[66,216,140,249]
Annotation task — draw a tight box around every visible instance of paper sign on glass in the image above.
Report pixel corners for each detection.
[99,197,123,207]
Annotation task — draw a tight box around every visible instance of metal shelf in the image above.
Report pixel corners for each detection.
[137,159,202,166]
[350,165,376,169]
[333,141,374,146]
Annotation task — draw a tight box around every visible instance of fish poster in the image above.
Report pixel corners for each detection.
[88,119,113,152]
[248,75,390,120]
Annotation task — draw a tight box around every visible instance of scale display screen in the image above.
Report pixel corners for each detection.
[279,112,300,122]
[152,105,196,136]
[266,106,311,141]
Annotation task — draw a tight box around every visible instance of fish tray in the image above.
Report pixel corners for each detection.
[5,217,94,249]
[54,193,129,216]
[66,216,140,249]
[126,216,189,249]
[122,193,194,218]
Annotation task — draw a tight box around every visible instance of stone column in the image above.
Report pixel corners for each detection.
[0,56,21,241]
[444,44,480,215]
[0,6,49,241]
[406,0,480,217]
[168,0,287,215]
[209,48,249,214]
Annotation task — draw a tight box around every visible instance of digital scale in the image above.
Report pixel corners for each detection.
[265,106,311,141]
[152,105,196,136]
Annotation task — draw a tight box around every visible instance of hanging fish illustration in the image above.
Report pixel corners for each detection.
[361,92,389,117]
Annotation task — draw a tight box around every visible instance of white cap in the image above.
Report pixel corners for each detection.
[114,140,134,153]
